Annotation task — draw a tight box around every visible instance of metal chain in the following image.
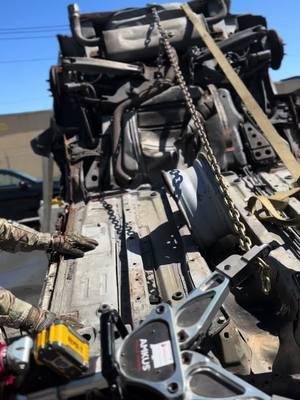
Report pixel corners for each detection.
[151,7,252,253]
[156,36,165,79]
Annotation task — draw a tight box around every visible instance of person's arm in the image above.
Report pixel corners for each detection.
[0,218,98,257]
[0,287,81,332]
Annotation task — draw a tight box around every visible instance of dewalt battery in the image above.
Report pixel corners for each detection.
[34,321,89,379]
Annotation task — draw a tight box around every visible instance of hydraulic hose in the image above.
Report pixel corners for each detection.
[206,0,228,25]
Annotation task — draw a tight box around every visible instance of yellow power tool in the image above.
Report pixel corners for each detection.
[34,321,89,379]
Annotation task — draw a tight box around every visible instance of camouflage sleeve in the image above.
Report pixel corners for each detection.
[0,287,32,329]
[0,218,52,253]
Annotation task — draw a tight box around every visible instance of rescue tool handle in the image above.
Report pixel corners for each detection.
[100,309,128,384]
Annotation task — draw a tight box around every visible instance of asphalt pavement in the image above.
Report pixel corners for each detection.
[0,250,48,306]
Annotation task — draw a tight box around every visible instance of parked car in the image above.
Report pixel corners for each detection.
[0,169,60,223]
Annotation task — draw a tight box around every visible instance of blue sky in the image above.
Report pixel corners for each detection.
[0,0,299,115]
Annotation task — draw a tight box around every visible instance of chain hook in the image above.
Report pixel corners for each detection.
[258,257,272,295]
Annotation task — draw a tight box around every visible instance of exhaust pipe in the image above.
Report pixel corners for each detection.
[68,3,100,47]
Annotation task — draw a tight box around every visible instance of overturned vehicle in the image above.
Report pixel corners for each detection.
[23,0,300,398]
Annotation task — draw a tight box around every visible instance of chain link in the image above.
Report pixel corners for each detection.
[151,7,252,253]
[156,36,165,79]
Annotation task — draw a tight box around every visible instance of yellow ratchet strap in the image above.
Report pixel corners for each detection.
[248,188,300,227]
[182,3,300,183]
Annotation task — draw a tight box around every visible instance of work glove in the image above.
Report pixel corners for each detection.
[50,233,98,258]
[24,306,83,333]
[0,218,98,258]
[0,288,83,333]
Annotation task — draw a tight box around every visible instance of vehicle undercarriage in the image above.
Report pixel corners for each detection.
[24,0,300,398]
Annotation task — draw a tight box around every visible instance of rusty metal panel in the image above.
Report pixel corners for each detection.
[49,198,123,358]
